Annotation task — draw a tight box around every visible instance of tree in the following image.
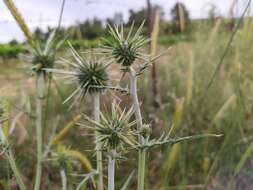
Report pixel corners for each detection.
[79,19,104,39]
[33,27,45,41]
[207,4,219,24]
[171,2,190,33]
[127,8,147,28]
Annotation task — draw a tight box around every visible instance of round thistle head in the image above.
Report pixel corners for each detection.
[84,104,137,151]
[51,146,74,171]
[99,22,149,67]
[22,31,64,76]
[47,42,109,105]
[77,60,108,95]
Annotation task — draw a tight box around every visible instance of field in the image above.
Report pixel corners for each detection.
[1,1,253,190]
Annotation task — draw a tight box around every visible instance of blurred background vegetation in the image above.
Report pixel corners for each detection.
[1,0,253,189]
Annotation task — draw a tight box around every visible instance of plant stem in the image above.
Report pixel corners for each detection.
[43,74,52,132]
[108,149,116,190]
[129,67,146,190]
[94,93,104,190]
[1,109,26,190]
[34,74,44,190]
[6,149,27,190]
[60,169,67,190]
[137,149,146,190]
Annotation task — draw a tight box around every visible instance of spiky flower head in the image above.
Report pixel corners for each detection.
[83,104,137,151]
[22,31,64,76]
[52,146,73,171]
[98,22,149,67]
[47,42,109,105]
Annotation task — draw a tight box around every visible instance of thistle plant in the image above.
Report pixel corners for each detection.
[98,22,149,68]
[47,43,109,106]
[49,146,75,190]
[83,103,137,190]
[99,23,151,190]
[46,43,112,190]
[21,32,64,190]
[23,31,64,76]
[98,23,222,190]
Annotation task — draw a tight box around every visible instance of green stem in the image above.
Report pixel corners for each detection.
[43,74,52,131]
[129,67,146,190]
[1,124,26,190]
[108,149,116,190]
[6,149,27,190]
[137,149,146,190]
[34,74,44,190]
[60,169,67,190]
[94,93,104,190]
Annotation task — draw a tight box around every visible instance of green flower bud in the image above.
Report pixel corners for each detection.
[140,124,152,138]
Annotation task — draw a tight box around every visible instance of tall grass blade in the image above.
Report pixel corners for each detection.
[3,0,33,44]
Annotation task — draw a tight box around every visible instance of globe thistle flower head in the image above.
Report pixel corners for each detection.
[47,42,109,105]
[76,59,108,95]
[99,21,149,67]
[84,104,137,151]
[22,31,64,76]
[50,146,74,171]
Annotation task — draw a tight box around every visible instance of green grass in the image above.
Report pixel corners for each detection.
[0,44,26,58]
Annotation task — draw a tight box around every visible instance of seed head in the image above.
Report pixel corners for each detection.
[84,104,137,151]
[46,42,109,105]
[98,22,149,67]
[22,31,64,76]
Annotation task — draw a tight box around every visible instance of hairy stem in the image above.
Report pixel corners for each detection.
[60,169,67,190]
[94,94,104,190]
[129,67,146,190]
[34,74,44,190]
[108,149,116,190]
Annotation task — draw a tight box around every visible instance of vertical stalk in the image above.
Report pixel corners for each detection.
[6,149,27,190]
[3,0,33,44]
[129,67,146,190]
[137,149,146,190]
[0,125,26,190]
[108,149,116,190]
[34,74,44,190]
[60,169,67,190]
[94,93,104,190]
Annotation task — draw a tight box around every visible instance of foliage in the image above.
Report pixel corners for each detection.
[170,2,191,33]
[0,44,26,58]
